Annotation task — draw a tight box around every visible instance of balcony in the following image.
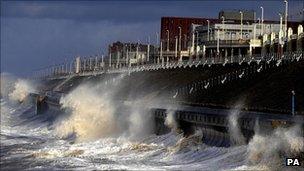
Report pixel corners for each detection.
[204,39,249,46]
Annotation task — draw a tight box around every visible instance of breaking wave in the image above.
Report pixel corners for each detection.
[55,84,118,142]
[54,76,154,142]
[246,125,304,169]
[1,74,303,170]
[165,109,178,131]
[8,79,35,103]
[228,103,246,145]
[1,73,35,103]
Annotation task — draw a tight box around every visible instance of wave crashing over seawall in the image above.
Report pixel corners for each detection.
[1,74,303,170]
[247,125,304,167]
[55,84,118,142]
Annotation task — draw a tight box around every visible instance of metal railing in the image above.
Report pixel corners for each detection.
[33,51,303,80]
[170,51,304,99]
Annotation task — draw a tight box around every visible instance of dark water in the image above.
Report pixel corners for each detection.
[1,99,254,170]
[1,97,303,170]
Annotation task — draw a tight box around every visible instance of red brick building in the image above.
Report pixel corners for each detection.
[160,17,219,51]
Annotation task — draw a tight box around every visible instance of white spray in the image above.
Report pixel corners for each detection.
[228,103,246,145]
[165,109,178,131]
[55,74,156,142]
[247,124,304,168]
[55,84,118,142]
[127,105,154,140]
[1,73,17,99]
[8,78,35,103]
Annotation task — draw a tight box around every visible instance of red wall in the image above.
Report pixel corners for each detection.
[160,17,218,50]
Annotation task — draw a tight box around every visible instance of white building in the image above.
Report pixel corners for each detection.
[191,21,285,57]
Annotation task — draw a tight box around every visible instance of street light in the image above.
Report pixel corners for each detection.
[166,29,170,51]
[253,23,256,40]
[147,36,150,62]
[260,6,264,35]
[221,16,225,40]
[278,13,284,55]
[284,0,288,39]
[279,13,283,32]
[257,17,261,36]
[217,27,220,56]
[160,40,163,65]
[247,22,250,39]
[184,34,187,49]
[156,32,159,47]
[207,19,210,41]
[240,11,243,39]
[175,36,178,58]
[195,30,198,59]
[178,26,182,61]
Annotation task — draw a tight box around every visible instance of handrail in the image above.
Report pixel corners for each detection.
[34,51,303,80]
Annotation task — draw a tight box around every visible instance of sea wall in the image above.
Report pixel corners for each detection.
[40,59,304,114]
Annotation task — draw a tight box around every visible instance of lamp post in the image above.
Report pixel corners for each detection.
[156,32,159,47]
[257,17,261,36]
[109,52,112,68]
[279,13,283,33]
[221,16,225,40]
[217,27,220,57]
[195,30,198,59]
[178,26,182,61]
[175,36,178,58]
[184,34,187,50]
[207,19,210,41]
[136,41,139,66]
[260,6,264,35]
[166,29,170,51]
[247,22,250,39]
[160,40,163,65]
[156,32,159,64]
[147,36,150,62]
[253,23,256,40]
[278,13,284,55]
[284,0,288,39]
[240,11,243,39]
[102,54,104,69]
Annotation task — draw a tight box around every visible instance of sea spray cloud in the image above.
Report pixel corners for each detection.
[165,109,178,131]
[1,73,17,99]
[8,78,35,102]
[54,74,157,142]
[228,102,246,145]
[247,125,304,168]
[55,84,118,142]
[127,104,154,139]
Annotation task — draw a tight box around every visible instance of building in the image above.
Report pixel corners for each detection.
[193,20,283,58]
[160,17,219,52]
[160,11,302,62]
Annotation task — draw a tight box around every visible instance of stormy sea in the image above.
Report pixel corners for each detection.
[1,73,303,170]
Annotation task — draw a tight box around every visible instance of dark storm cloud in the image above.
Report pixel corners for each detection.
[1,0,303,76]
[1,1,205,23]
[2,1,302,23]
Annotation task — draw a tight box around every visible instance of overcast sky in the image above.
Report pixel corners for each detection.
[1,0,303,76]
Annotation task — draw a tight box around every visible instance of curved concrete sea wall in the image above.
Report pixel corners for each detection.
[34,57,304,146]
